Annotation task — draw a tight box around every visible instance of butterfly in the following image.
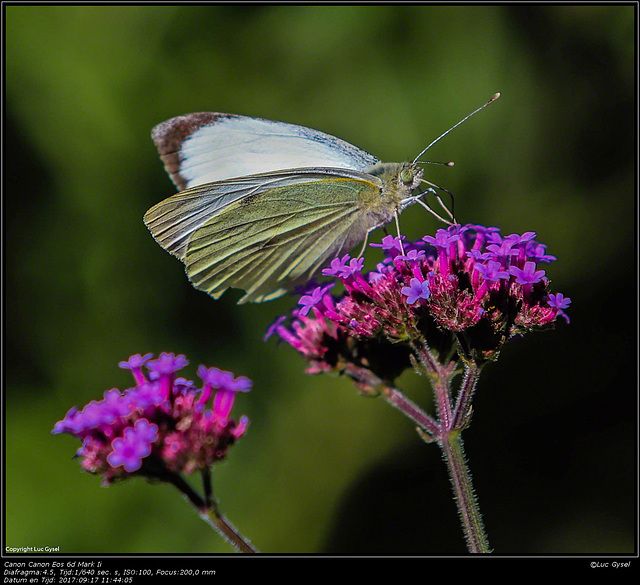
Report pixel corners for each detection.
[144,94,499,303]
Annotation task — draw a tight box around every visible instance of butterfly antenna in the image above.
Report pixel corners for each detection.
[414,160,456,168]
[412,92,500,163]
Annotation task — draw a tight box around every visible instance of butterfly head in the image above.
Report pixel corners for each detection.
[399,162,424,191]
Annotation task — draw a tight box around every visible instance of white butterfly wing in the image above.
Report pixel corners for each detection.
[152,113,380,190]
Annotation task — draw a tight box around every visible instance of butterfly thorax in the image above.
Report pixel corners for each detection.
[361,162,424,217]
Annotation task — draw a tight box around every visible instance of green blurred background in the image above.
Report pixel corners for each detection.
[5,5,635,555]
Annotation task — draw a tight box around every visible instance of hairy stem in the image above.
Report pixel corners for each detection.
[404,342,490,552]
[451,361,481,429]
[166,470,258,553]
[199,506,258,554]
[439,430,490,553]
[381,385,440,439]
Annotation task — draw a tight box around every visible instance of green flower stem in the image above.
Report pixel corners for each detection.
[381,385,440,439]
[431,367,453,430]
[200,506,258,554]
[404,341,490,553]
[439,429,491,553]
[412,340,457,428]
[452,362,481,430]
[166,470,258,553]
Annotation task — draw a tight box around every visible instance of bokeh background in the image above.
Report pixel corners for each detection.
[5,5,635,555]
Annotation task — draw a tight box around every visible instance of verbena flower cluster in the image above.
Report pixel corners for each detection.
[267,224,570,389]
[52,353,251,485]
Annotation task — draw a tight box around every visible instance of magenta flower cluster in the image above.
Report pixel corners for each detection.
[52,353,251,485]
[267,224,570,383]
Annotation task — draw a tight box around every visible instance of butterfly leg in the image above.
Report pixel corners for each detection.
[418,181,456,225]
[435,192,456,222]
[356,230,370,259]
[411,188,455,225]
[394,211,406,255]
[416,198,454,225]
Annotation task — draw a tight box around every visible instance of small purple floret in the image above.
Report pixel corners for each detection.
[107,419,158,473]
[370,234,405,253]
[509,261,546,285]
[397,249,426,262]
[147,352,189,376]
[548,292,571,309]
[298,284,334,316]
[423,229,459,249]
[401,278,431,304]
[474,260,510,282]
[322,254,351,277]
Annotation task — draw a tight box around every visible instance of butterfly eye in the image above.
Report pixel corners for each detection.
[401,169,414,185]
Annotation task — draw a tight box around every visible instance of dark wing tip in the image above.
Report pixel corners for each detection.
[151,112,232,191]
[151,113,225,153]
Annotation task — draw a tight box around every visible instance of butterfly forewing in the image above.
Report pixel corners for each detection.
[152,113,380,190]
[184,177,381,303]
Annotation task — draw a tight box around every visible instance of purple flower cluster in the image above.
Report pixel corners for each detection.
[267,224,570,380]
[52,353,251,484]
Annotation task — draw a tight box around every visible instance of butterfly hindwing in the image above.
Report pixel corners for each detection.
[184,176,381,303]
[144,168,376,260]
